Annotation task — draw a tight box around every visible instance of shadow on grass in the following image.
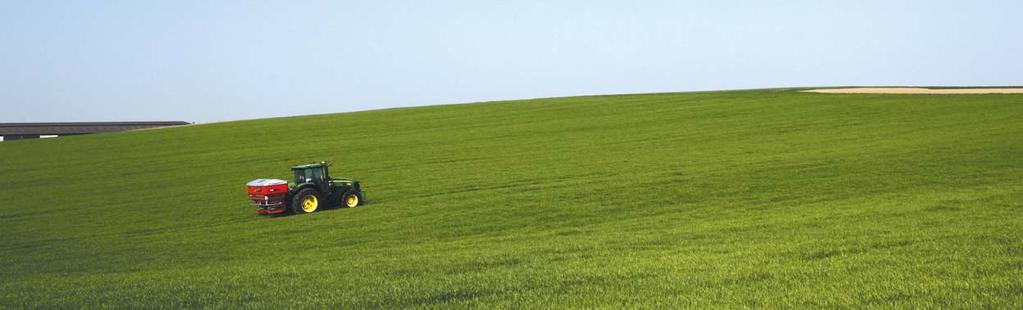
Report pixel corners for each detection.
[257,203,367,218]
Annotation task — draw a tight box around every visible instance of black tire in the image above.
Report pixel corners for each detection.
[290,188,321,214]
[341,190,361,208]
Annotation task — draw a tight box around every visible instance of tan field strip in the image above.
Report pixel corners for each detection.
[804,88,1023,94]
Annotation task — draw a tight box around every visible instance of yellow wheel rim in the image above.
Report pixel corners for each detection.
[302,195,318,212]
[345,194,359,208]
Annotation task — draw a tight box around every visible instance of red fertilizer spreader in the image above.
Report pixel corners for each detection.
[246,179,289,214]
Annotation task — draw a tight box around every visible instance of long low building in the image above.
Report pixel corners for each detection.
[0,121,190,141]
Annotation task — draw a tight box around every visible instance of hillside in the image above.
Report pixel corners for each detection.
[1,89,1021,307]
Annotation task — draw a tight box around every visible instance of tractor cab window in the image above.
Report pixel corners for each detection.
[295,168,324,184]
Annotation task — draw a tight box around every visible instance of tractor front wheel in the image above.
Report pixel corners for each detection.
[291,188,320,214]
[341,190,361,208]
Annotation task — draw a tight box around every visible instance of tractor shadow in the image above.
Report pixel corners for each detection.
[259,203,368,218]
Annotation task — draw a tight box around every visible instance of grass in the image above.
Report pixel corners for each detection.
[1,89,1021,308]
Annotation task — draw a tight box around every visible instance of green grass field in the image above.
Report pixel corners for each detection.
[1,89,1021,308]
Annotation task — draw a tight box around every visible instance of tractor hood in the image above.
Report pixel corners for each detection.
[330,178,359,185]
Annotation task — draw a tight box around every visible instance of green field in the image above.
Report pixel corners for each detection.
[1,89,1021,308]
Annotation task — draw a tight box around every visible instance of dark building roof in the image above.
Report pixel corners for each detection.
[0,121,190,135]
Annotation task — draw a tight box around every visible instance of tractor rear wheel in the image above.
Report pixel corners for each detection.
[291,188,320,214]
[341,190,360,208]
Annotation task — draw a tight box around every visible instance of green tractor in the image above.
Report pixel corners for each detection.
[246,161,365,215]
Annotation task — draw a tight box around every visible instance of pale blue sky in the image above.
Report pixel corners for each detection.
[1,1,1020,122]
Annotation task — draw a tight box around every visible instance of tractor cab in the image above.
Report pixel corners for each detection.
[292,162,331,192]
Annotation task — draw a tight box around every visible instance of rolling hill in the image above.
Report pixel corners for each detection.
[1,89,1021,307]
